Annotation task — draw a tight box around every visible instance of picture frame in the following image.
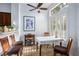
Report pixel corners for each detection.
[23,16,35,31]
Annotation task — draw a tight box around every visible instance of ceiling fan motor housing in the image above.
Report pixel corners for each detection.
[38,10,40,13]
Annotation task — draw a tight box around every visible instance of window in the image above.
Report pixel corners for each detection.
[50,14,67,38]
[49,3,68,38]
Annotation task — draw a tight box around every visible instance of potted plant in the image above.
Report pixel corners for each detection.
[7,25,14,32]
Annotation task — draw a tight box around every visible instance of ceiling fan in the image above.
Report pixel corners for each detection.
[27,3,48,13]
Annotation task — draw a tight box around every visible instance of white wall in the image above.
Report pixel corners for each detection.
[11,3,20,41]
[66,4,78,55]
[19,3,49,44]
[35,12,48,36]
[0,3,11,12]
[76,4,79,55]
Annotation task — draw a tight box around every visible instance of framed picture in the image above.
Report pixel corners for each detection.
[23,16,35,31]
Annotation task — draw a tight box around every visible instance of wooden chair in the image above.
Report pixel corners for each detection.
[0,37,10,55]
[24,33,35,46]
[0,37,21,56]
[53,38,73,56]
[44,32,49,36]
[9,34,23,55]
[9,34,23,46]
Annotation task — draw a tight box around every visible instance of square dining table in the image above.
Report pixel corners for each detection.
[36,36,64,56]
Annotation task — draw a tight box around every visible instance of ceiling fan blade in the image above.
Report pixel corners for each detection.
[40,8,48,10]
[37,3,43,8]
[29,9,36,11]
[27,4,36,8]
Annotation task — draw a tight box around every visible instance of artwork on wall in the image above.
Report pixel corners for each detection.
[23,16,35,31]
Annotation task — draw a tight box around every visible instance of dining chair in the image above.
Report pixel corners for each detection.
[44,32,49,36]
[9,34,23,46]
[0,37,10,55]
[53,38,73,56]
[0,37,21,56]
[9,34,23,56]
[24,33,35,46]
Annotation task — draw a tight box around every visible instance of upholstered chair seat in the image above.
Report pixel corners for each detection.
[54,38,73,56]
[54,45,68,54]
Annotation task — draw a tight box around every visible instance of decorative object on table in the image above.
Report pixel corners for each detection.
[23,16,35,31]
[7,23,16,32]
[3,26,8,32]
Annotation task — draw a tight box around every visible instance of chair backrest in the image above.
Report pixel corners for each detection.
[10,34,16,45]
[25,33,34,40]
[67,38,73,52]
[44,32,49,36]
[0,37,10,53]
[25,33,35,45]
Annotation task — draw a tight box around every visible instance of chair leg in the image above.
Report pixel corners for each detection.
[19,48,23,56]
[16,50,20,56]
[66,54,69,56]
[17,53,19,56]
[52,43,54,48]
[61,53,69,56]
[54,51,56,56]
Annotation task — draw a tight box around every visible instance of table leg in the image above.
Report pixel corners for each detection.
[36,42,38,51]
[39,45,42,56]
[52,43,54,48]
[19,47,23,56]
[60,42,62,46]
